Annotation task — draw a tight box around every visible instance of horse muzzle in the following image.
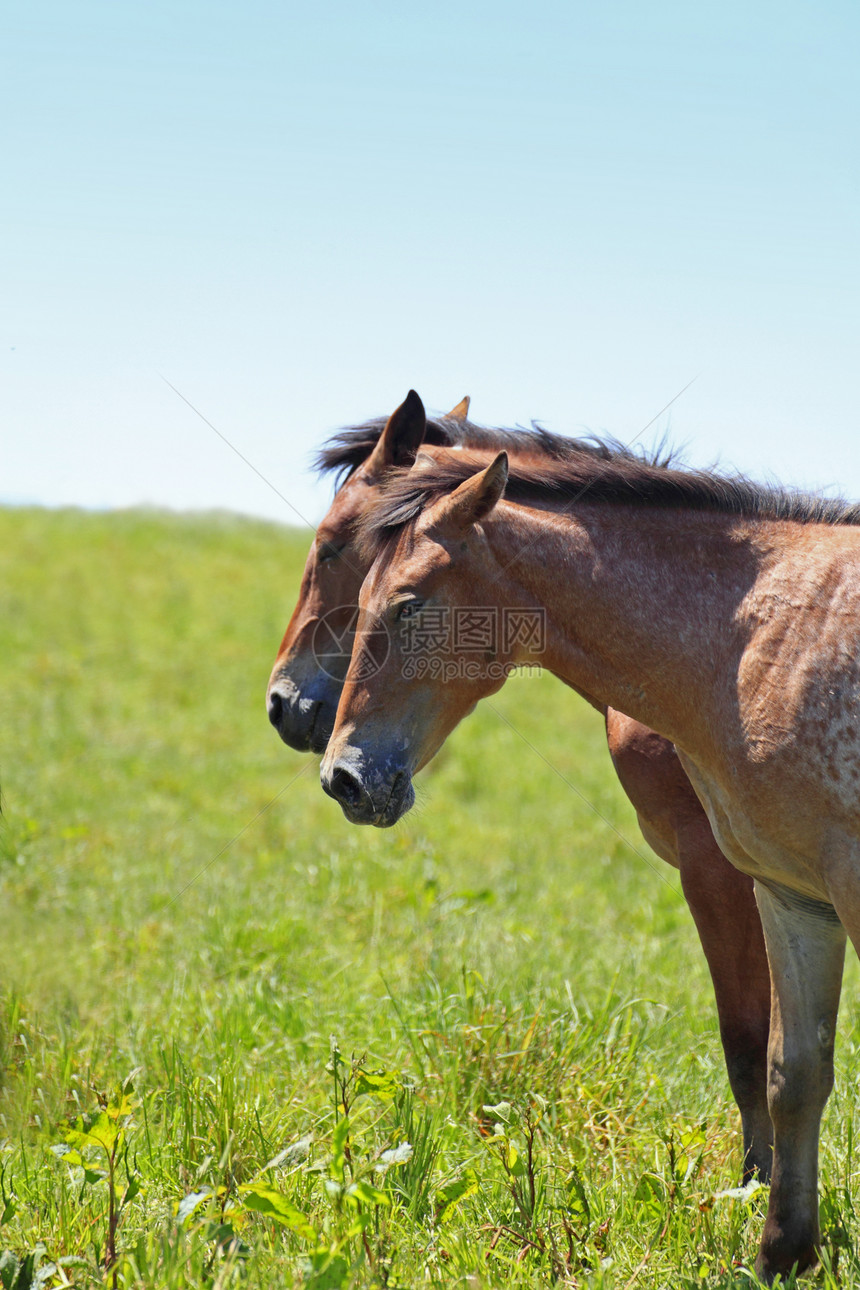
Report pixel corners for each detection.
[320,750,414,827]
[266,676,337,754]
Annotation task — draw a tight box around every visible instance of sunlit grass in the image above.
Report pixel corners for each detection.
[1,506,860,1287]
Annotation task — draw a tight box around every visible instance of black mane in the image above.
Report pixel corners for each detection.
[314,413,665,491]
[356,443,860,559]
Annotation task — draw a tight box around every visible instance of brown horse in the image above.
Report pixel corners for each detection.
[321,426,860,1281]
[267,392,771,1182]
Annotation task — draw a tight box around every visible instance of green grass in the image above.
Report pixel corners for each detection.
[1,505,860,1287]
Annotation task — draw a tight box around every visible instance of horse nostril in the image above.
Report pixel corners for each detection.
[330,765,364,809]
[267,690,284,728]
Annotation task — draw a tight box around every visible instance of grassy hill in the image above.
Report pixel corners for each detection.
[0,506,858,1287]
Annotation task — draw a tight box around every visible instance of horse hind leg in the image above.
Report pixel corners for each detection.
[605,710,772,1182]
[675,817,773,1183]
[753,880,846,1284]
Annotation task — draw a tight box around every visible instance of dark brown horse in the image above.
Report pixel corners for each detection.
[267,392,771,1183]
[321,428,860,1281]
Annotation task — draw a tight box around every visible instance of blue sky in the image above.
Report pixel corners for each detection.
[4,1,858,530]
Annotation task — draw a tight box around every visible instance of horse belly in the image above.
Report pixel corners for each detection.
[674,749,838,902]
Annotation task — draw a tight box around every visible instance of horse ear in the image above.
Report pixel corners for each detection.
[446,395,470,421]
[412,450,437,472]
[430,452,509,532]
[367,390,426,472]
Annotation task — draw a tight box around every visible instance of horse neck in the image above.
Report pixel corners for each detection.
[485,501,764,751]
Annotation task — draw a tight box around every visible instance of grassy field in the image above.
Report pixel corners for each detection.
[2,506,860,1288]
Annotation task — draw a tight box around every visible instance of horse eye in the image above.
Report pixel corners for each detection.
[318,542,344,564]
[397,600,423,620]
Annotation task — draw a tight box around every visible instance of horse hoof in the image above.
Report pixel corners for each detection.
[755,1238,818,1285]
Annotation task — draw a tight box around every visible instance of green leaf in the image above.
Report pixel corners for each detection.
[346,1180,390,1207]
[353,1069,401,1101]
[435,1168,479,1221]
[0,1251,19,1290]
[483,1100,518,1127]
[52,1145,82,1166]
[505,1141,525,1176]
[330,1116,350,1184]
[0,1247,43,1290]
[106,1091,137,1120]
[240,1185,317,1241]
[57,1144,107,1185]
[675,1123,707,1182]
[633,1173,667,1227]
[205,1222,250,1257]
[566,1170,590,1227]
[303,1250,349,1289]
[63,1111,120,1155]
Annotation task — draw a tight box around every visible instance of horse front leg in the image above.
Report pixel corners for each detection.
[753,880,846,1283]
